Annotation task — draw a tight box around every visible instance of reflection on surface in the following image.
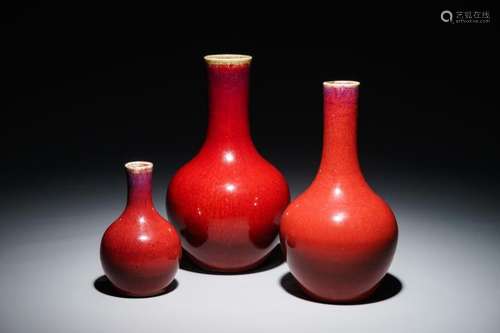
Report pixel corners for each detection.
[331,212,346,224]
[138,234,150,242]
[333,186,344,198]
[224,183,236,193]
[223,151,235,163]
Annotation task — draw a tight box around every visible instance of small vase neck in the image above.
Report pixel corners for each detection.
[204,55,253,147]
[125,162,154,210]
[316,81,362,182]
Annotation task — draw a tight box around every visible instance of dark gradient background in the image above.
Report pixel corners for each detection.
[1,2,499,332]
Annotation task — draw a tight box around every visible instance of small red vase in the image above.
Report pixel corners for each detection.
[280,81,398,303]
[167,54,290,272]
[101,161,181,296]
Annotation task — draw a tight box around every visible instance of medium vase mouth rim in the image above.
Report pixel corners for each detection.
[204,54,252,65]
[125,161,153,173]
[324,80,360,88]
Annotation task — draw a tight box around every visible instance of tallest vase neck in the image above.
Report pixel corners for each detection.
[204,54,253,146]
[317,81,362,181]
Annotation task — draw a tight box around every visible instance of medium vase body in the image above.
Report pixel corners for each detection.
[101,162,181,296]
[167,55,290,272]
[280,81,398,303]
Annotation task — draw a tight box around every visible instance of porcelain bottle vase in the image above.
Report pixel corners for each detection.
[280,81,398,303]
[167,54,290,273]
[101,161,181,296]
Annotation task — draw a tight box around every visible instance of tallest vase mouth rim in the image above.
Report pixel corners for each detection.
[324,80,360,88]
[204,54,252,65]
[125,161,153,173]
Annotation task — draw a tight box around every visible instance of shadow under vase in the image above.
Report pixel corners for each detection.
[93,275,179,298]
[280,272,403,305]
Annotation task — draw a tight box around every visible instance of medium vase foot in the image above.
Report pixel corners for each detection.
[300,281,379,304]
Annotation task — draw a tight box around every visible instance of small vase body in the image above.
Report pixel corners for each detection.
[101,162,181,296]
[167,55,290,272]
[280,81,398,303]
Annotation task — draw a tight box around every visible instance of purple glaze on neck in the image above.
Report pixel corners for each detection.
[126,168,153,209]
[317,83,361,180]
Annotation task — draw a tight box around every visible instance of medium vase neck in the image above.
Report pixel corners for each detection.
[204,54,253,146]
[317,81,362,181]
[125,161,154,209]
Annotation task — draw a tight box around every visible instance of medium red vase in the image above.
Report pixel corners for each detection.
[101,161,181,296]
[167,54,290,273]
[280,81,398,303]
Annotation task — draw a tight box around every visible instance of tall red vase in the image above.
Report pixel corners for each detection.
[167,54,290,273]
[101,161,181,296]
[280,81,398,303]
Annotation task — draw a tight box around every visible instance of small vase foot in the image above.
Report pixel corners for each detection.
[112,283,174,298]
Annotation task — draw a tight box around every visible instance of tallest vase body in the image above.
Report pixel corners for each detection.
[280,81,398,303]
[167,54,290,272]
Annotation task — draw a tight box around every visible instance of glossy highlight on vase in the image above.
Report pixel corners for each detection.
[100,161,181,296]
[280,81,398,303]
[167,54,290,273]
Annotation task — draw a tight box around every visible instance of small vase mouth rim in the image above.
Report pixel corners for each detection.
[324,80,360,88]
[125,161,153,173]
[204,54,252,65]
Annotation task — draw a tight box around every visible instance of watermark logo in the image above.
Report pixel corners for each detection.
[441,10,491,24]
[441,10,453,23]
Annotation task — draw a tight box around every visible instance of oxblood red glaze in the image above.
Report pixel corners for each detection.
[280,81,398,303]
[101,162,181,296]
[167,55,290,272]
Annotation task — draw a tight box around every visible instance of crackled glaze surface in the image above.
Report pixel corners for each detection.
[167,55,290,272]
[101,162,181,296]
[280,81,398,303]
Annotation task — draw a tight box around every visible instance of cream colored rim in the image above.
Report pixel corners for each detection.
[204,54,252,65]
[125,161,153,173]
[323,80,360,87]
